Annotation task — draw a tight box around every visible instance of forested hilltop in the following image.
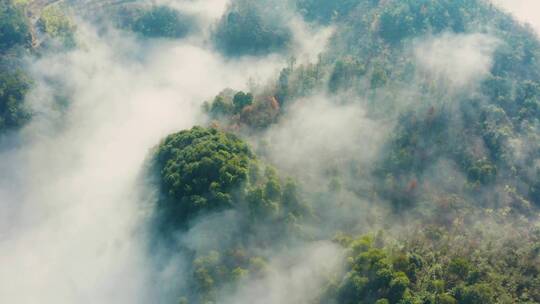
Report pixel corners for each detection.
[1,0,540,303]
[184,1,540,303]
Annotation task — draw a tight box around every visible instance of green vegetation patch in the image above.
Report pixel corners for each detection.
[0,0,31,52]
[154,126,255,225]
[119,5,193,39]
[213,1,292,56]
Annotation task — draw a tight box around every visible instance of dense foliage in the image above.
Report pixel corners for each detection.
[0,69,31,132]
[0,0,32,134]
[118,5,193,39]
[152,127,309,302]
[0,0,30,52]
[323,225,540,304]
[153,126,307,228]
[192,0,540,303]
[206,0,540,213]
[213,0,292,56]
[153,127,255,226]
[296,0,361,24]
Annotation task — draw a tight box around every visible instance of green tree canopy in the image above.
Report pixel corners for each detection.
[214,1,291,56]
[123,5,192,39]
[233,91,253,113]
[154,126,255,227]
[0,0,31,52]
[0,69,31,132]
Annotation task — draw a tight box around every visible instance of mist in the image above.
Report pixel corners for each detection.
[219,241,344,304]
[413,32,500,91]
[0,5,289,302]
[2,0,539,303]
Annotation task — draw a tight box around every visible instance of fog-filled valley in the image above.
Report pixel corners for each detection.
[1,0,540,303]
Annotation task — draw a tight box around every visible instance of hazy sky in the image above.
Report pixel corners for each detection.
[492,0,540,34]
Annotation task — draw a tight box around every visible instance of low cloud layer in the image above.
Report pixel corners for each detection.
[261,95,387,188]
[0,16,285,303]
[220,241,344,304]
[414,33,500,91]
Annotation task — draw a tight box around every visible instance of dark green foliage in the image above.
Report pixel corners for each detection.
[153,127,309,302]
[377,0,468,44]
[214,1,291,56]
[0,1,32,135]
[0,1,30,52]
[448,258,470,281]
[328,57,366,93]
[436,294,457,304]
[0,69,31,132]
[466,158,497,185]
[121,6,192,39]
[233,91,253,113]
[332,236,413,304]
[455,284,494,304]
[296,0,361,24]
[378,4,415,44]
[154,127,255,226]
[324,228,540,304]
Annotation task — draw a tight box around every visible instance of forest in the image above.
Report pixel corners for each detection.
[0,0,539,303]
